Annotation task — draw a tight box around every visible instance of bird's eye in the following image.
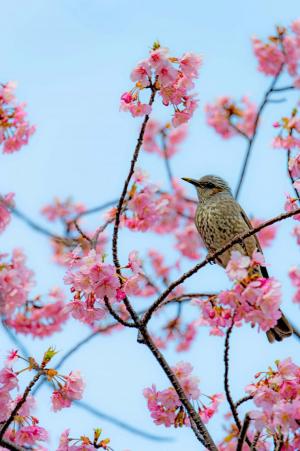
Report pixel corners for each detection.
[204,182,215,189]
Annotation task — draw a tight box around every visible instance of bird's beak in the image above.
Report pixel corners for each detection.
[181,177,200,187]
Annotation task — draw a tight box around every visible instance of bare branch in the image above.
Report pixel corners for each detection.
[235,64,285,199]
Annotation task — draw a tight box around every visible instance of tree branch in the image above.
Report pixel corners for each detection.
[235,64,285,200]
[236,414,251,451]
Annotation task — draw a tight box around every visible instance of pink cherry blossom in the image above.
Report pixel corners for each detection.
[0,193,14,233]
[15,426,48,446]
[51,371,84,412]
[175,223,203,260]
[130,60,151,87]
[121,44,200,125]
[0,249,35,316]
[205,96,257,139]
[252,37,284,76]
[251,218,277,247]
[225,250,251,281]
[41,198,85,223]
[0,82,35,153]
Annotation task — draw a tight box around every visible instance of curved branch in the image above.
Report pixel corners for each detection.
[235,64,285,200]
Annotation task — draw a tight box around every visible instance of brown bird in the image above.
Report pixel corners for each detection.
[182,174,293,343]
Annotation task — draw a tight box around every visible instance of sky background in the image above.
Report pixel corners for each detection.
[1,1,300,450]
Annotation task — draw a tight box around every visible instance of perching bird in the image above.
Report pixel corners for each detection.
[182,174,293,343]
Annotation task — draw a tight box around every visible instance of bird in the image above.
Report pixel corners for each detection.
[182,174,293,343]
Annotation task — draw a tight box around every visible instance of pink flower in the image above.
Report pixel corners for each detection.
[179,52,202,78]
[0,82,35,154]
[175,224,203,260]
[15,426,48,446]
[251,218,277,247]
[289,154,300,178]
[144,361,221,428]
[121,44,199,125]
[225,251,251,281]
[284,194,300,221]
[0,193,14,233]
[51,371,84,412]
[0,249,34,316]
[130,60,151,87]
[41,198,85,223]
[0,367,18,391]
[252,37,284,76]
[205,96,257,139]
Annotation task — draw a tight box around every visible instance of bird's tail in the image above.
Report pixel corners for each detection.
[266,313,293,343]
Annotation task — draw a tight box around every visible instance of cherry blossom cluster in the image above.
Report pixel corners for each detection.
[120,43,201,126]
[205,96,257,139]
[143,119,188,158]
[41,197,86,224]
[5,287,69,337]
[245,358,300,448]
[57,428,113,450]
[0,249,35,316]
[115,172,186,232]
[0,364,48,448]
[64,247,147,326]
[195,251,282,335]
[0,348,84,449]
[143,361,223,427]
[0,192,14,233]
[0,250,68,337]
[273,109,300,150]
[253,20,300,86]
[0,81,35,153]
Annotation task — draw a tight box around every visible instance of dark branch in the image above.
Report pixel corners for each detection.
[235,64,285,199]
[236,414,251,451]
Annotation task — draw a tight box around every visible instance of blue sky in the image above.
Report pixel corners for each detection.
[1,1,300,450]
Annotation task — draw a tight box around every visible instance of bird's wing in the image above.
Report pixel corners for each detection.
[239,206,269,278]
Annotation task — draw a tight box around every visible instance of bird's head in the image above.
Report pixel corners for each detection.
[182,175,232,201]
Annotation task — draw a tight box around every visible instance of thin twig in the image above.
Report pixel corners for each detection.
[271,85,295,92]
[236,414,251,451]
[224,323,241,429]
[235,64,285,199]
[142,207,300,325]
[103,297,136,328]
[235,395,253,409]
